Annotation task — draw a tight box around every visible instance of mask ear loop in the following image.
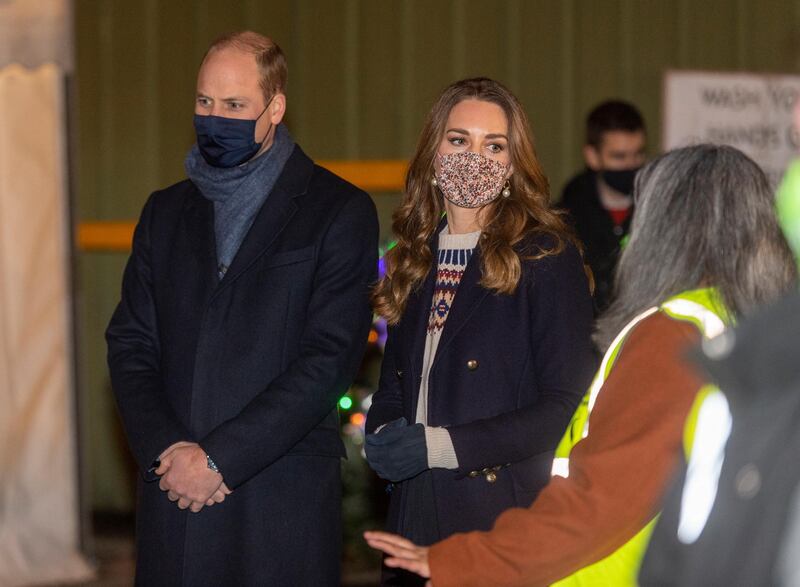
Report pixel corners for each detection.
[255,94,277,146]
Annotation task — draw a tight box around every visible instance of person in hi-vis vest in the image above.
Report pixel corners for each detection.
[365,144,797,587]
[638,94,800,587]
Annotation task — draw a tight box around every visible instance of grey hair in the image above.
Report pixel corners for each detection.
[595,143,797,351]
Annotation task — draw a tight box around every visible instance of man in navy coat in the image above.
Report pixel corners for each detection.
[106,31,378,585]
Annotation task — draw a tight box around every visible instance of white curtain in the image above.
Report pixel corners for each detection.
[0,62,93,586]
[0,0,72,71]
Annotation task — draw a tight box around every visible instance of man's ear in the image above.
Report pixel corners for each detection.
[583,144,601,171]
[268,93,287,125]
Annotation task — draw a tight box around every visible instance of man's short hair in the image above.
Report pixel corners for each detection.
[205,31,287,104]
[586,100,645,148]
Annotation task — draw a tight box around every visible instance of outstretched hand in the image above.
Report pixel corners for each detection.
[364,530,432,583]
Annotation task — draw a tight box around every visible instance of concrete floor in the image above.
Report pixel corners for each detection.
[62,514,381,586]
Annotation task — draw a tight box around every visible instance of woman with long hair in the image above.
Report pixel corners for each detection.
[365,144,797,586]
[364,77,596,585]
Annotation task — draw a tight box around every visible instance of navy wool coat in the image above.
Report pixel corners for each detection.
[106,146,378,586]
[366,232,596,541]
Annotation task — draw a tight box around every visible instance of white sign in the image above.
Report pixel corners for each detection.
[663,70,800,187]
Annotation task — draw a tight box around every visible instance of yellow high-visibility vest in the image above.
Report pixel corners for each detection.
[550,288,728,587]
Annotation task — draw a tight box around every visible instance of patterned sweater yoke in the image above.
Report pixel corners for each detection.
[428,238,478,335]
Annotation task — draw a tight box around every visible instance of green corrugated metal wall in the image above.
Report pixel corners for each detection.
[74,0,800,510]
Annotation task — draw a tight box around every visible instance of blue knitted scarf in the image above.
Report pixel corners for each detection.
[184,123,295,277]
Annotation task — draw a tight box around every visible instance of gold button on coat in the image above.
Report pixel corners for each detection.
[466,359,478,371]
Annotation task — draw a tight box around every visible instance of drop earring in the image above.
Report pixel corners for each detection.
[431,176,439,187]
[502,180,511,198]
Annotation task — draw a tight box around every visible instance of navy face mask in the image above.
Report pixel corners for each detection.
[193,99,272,168]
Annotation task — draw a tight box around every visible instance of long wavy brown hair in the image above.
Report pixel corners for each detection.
[373,77,576,324]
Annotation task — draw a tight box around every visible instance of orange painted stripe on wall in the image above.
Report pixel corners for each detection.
[318,159,407,191]
[76,159,408,252]
[77,222,136,251]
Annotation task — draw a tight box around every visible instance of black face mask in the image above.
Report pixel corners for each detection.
[601,167,640,195]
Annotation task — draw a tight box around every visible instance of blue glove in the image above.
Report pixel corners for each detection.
[365,417,428,482]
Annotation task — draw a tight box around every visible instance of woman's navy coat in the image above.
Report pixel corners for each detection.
[367,232,596,540]
[106,146,378,586]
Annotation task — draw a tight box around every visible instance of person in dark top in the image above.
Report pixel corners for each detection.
[365,78,596,586]
[559,100,646,314]
[105,31,378,586]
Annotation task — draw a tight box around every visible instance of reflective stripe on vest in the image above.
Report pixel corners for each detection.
[551,306,659,478]
[661,298,725,340]
[677,387,732,544]
[549,288,727,587]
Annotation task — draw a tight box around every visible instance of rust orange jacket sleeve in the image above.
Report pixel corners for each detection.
[427,313,704,587]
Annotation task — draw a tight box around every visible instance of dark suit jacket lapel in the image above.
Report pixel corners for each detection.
[399,219,450,417]
[432,245,490,365]
[212,145,312,298]
[401,261,434,421]
[403,258,436,384]
[182,190,219,291]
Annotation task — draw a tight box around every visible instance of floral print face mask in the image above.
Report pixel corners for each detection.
[435,151,510,208]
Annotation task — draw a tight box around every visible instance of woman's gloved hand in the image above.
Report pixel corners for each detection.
[365,417,428,482]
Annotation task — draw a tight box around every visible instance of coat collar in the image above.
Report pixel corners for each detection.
[432,243,490,363]
[403,240,439,383]
[403,217,490,379]
[183,189,218,285]
[183,145,314,298]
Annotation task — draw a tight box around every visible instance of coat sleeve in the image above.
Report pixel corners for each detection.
[447,243,596,474]
[427,315,704,587]
[106,193,193,478]
[200,191,379,488]
[365,325,404,434]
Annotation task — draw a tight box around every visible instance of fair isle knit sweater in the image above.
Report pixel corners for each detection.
[417,228,481,470]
